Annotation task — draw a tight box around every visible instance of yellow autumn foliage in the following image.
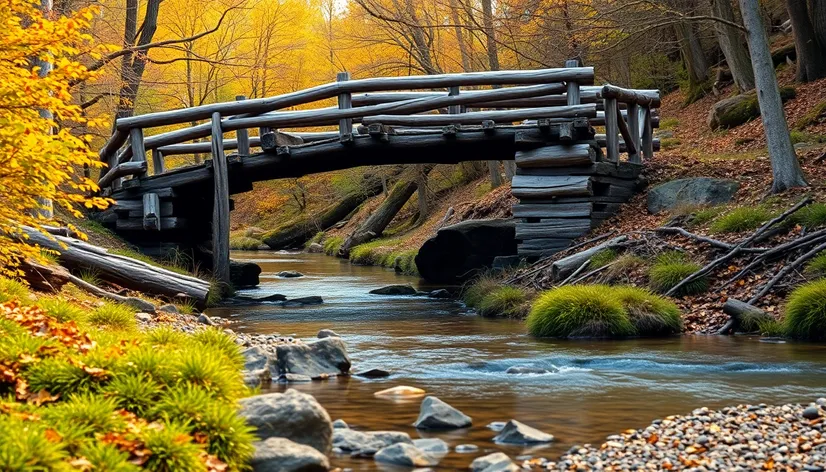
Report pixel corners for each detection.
[0,0,110,276]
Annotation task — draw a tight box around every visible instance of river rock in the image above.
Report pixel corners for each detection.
[374,386,425,398]
[414,396,472,430]
[260,294,288,302]
[374,443,438,467]
[317,328,339,338]
[277,270,304,278]
[238,389,333,453]
[803,405,820,420]
[707,87,795,130]
[647,177,739,214]
[158,303,179,314]
[242,346,272,386]
[277,373,312,383]
[276,337,351,379]
[487,421,507,432]
[470,452,519,472]
[332,419,348,429]
[355,368,391,378]
[369,285,417,295]
[307,242,324,253]
[428,289,451,298]
[412,438,449,454]
[197,313,216,325]
[416,218,517,284]
[333,429,412,453]
[283,296,323,306]
[455,444,478,453]
[493,420,554,444]
[135,312,153,323]
[231,260,261,289]
[250,437,329,472]
[505,365,557,375]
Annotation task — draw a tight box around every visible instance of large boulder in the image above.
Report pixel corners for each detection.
[250,437,329,472]
[647,177,739,214]
[470,452,519,472]
[238,389,333,454]
[374,443,439,467]
[333,429,412,454]
[275,337,351,378]
[708,87,795,130]
[413,396,472,430]
[416,219,517,283]
[241,346,272,387]
[492,420,555,444]
[230,260,261,289]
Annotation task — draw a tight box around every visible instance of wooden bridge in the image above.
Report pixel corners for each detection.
[95,62,660,287]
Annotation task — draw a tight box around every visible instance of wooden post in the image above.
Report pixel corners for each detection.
[641,106,654,161]
[627,102,641,163]
[337,72,352,142]
[448,86,461,115]
[235,95,250,156]
[151,149,165,175]
[604,97,620,163]
[565,59,581,105]
[129,128,147,178]
[143,192,160,231]
[210,112,231,288]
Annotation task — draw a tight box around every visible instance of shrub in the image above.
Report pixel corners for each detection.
[462,275,502,308]
[478,286,529,318]
[228,235,263,250]
[613,286,682,336]
[710,206,773,234]
[88,302,136,331]
[649,252,708,296]
[784,279,826,340]
[526,285,635,338]
[0,277,30,304]
[37,297,86,323]
[807,252,826,278]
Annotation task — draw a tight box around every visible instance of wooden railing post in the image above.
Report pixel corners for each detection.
[448,85,461,115]
[337,72,352,142]
[151,149,165,175]
[210,112,231,288]
[604,97,620,163]
[627,102,641,163]
[129,128,147,180]
[641,106,654,161]
[143,192,160,231]
[565,59,581,105]
[235,95,250,156]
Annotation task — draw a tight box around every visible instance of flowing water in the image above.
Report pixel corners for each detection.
[209,251,826,470]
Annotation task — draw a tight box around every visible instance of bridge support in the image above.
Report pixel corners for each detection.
[211,112,231,289]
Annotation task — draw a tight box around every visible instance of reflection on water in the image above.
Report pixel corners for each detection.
[208,251,826,470]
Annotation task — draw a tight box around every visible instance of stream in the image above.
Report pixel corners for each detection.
[208,250,826,470]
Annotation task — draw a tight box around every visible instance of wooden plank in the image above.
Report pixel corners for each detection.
[351,88,599,108]
[511,175,592,199]
[98,161,147,188]
[116,200,172,214]
[142,193,160,231]
[518,247,569,258]
[515,144,594,168]
[641,107,654,160]
[211,112,231,287]
[448,86,461,115]
[151,149,165,175]
[604,98,619,163]
[235,95,251,156]
[126,204,173,218]
[129,128,147,173]
[516,161,642,179]
[337,72,353,143]
[363,104,596,127]
[115,68,594,130]
[512,202,592,218]
[614,105,637,156]
[515,220,591,240]
[116,217,186,231]
[99,129,128,164]
[518,238,575,250]
[627,103,641,163]
[601,84,661,107]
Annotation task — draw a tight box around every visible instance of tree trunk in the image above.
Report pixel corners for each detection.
[481,0,503,181]
[710,0,755,92]
[448,0,472,72]
[415,164,429,224]
[487,161,502,189]
[34,0,53,219]
[340,165,435,256]
[115,0,162,120]
[739,0,807,192]
[812,0,826,54]
[785,0,826,82]
[674,20,710,103]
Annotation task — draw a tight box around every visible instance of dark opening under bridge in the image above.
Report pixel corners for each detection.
[96,63,661,287]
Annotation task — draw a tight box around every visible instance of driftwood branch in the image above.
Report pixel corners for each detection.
[748,240,826,303]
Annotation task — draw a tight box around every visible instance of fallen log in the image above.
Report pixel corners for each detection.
[339,165,435,257]
[749,240,826,303]
[722,228,826,288]
[718,298,772,334]
[551,236,628,281]
[18,226,211,306]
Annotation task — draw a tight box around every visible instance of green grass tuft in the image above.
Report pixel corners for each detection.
[806,251,826,278]
[323,236,344,256]
[689,206,725,227]
[612,286,682,336]
[478,286,529,318]
[659,117,679,130]
[605,254,647,281]
[784,279,826,340]
[526,285,636,338]
[462,275,502,308]
[589,249,618,268]
[0,415,68,470]
[77,442,141,472]
[305,232,325,248]
[0,277,31,304]
[140,420,205,472]
[37,297,86,323]
[88,302,136,331]
[795,100,826,130]
[793,203,826,229]
[710,206,774,234]
[649,251,708,296]
[103,374,162,416]
[189,328,244,370]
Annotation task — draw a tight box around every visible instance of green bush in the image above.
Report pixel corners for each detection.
[478,286,529,318]
[526,285,635,338]
[612,286,682,336]
[649,252,708,296]
[710,206,773,234]
[462,275,502,308]
[228,235,263,250]
[88,302,136,331]
[784,279,826,340]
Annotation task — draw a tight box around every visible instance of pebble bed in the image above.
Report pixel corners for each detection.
[536,401,826,471]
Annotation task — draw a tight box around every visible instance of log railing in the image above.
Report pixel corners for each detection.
[96,62,660,285]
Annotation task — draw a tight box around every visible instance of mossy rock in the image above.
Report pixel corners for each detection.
[708,87,796,131]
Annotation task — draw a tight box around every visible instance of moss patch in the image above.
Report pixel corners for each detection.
[229,235,263,250]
